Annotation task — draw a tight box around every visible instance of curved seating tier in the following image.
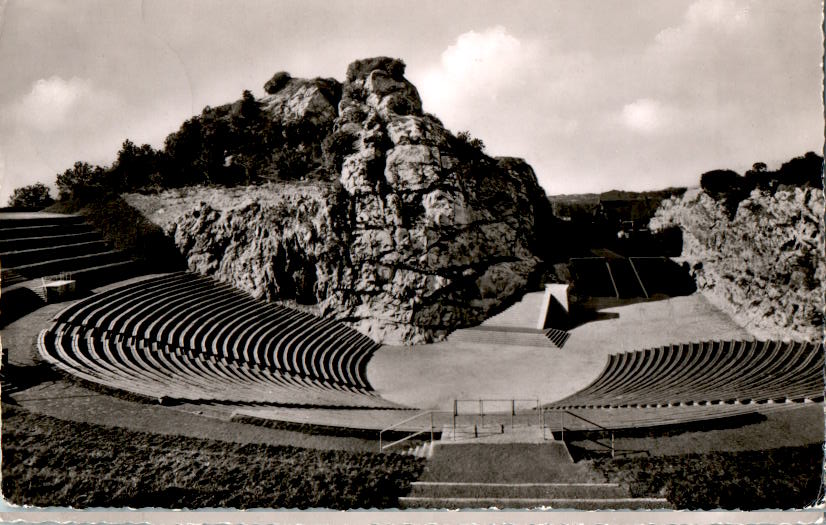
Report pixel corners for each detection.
[38,272,394,408]
[544,402,814,432]
[547,340,824,411]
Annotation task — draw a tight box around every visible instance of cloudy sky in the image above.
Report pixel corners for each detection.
[0,0,822,202]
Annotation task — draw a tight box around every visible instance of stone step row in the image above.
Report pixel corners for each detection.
[0,239,110,267]
[449,328,556,348]
[0,231,101,252]
[37,324,396,408]
[1,249,130,282]
[0,213,86,229]
[53,272,379,391]
[397,495,669,510]
[543,328,570,348]
[0,213,138,292]
[407,480,629,499]
[0,221,95,240]
[546,340,824,410]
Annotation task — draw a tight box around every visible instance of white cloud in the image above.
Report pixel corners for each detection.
[415,26,539,121]
[439,26,526,94]
[654,0,752,52]
[684,0,750,28]
[621,98,669,134]
[15,76,119,132]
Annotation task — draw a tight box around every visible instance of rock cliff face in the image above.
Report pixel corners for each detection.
[651,187,824,341]
[130,57,550,345]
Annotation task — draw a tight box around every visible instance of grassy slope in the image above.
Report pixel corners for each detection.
[572,406,824,509]
[593,444,823,510]
[2,404,424,510]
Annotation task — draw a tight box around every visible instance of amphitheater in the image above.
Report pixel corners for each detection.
[2,211,823,510]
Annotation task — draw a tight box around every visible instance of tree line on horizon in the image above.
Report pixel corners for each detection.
[699,151,823,217]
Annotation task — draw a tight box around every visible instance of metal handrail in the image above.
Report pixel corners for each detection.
[379,398,547,451]
[555,409,615,458]
[379,410,442,452]
[561,409,611,431]
[381,410,435,433]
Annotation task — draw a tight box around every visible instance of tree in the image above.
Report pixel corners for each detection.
[775,151,822,188]
[7,183,54,209]
[456,130,485,153]
[112,139,159,191]
[699,169,743,196]
[56,161,106,201]
[700,169,753,218]
[745,162,771,190]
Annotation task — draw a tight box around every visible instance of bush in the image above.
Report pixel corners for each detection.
[699,169,744,196]
[2,404,425,509]
[699,169,753,218]
[7,182,54,209]
[594,444,823,510]
[56,162,109,202]
[454,131,486,157]
[774,151,823,189]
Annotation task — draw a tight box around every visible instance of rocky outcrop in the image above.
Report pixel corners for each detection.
[129,57,550,345]
[651,187,824,341]
[327,58,547,343]
[261,74,341,129]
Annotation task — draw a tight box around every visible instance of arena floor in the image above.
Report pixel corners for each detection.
[368,293,751,410]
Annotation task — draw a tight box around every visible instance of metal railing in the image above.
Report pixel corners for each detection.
[378,410,439,452]
[451,398,542,440]
[379,399,546,451]
[552,409,615,458]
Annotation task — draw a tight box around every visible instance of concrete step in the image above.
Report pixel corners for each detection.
[0,213,85,229]
[0,240,110,267]
[70,260,141,287]
[482,291,546,329]
[408,481,629,499]
[420,441,600,484]
[449,327,554,348]
[544,327,570,348]
[398,495,670,510]
[0,231,101,252]
[1,250,129,279]
[0,222,95,240]
[405,439,670,510]
[402,441,434,458]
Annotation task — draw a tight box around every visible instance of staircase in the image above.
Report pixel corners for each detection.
[0,212,139,294]
[449,326,558,348]
[400,441,435,459]
[448,289,571,348]
[399,440,670,510]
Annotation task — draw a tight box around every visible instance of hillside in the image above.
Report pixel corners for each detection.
[124,57,551,345]
[651,186,824,340]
